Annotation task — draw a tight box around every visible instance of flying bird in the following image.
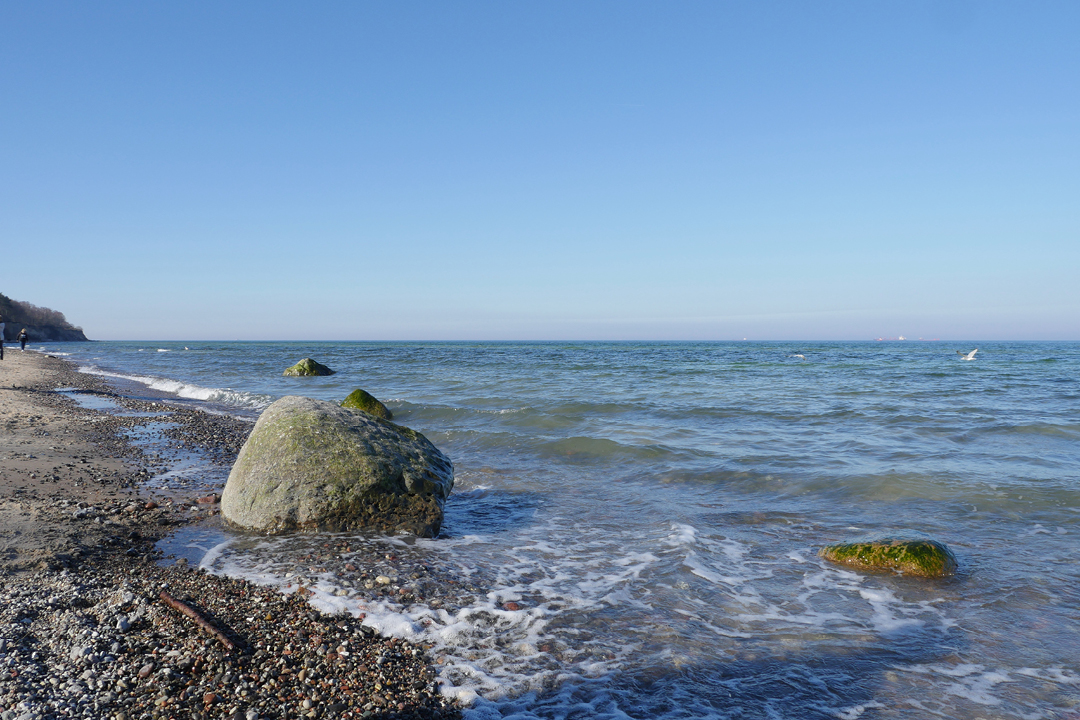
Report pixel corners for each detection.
[957,349,978,361]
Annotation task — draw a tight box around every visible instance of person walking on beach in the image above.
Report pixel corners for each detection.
[0,315,5,360]
[18,329,28,351]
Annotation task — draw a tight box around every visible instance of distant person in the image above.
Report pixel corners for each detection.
[18,329,29,351]
[0,314,4,360]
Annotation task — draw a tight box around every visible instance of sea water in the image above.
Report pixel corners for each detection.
[36,341,1080,718]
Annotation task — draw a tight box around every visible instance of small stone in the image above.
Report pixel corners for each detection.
[283,358,335,376]
[503,602,522,611]
[138,662,154,678]
[819,536,958,577]
[375,575,391,585]
[340,388,392,420]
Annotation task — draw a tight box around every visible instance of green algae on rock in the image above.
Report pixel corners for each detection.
[283,358,336,376]
[221,396,453,537]
[341,388,392,420]
[819,538,958,577]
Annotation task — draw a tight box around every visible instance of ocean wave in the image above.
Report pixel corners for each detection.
[77,365,273,410]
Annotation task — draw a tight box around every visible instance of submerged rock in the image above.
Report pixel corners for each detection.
[221,396,453,537]
[819,537,957,577]
[341,388,392,420]
[283,358,336,376]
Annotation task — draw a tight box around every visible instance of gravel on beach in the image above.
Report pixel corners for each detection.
[1,556,460,720]
[1,352,463,720]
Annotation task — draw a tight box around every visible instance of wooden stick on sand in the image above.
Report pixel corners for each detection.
[159,591,237,651]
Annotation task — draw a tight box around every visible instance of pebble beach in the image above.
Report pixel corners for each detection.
[0,350,462,720]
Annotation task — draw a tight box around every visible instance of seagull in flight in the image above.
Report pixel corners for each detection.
[957,348,978,361]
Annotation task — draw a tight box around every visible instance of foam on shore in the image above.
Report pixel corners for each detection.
[76,364,272,410]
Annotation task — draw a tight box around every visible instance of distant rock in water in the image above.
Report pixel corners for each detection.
[341,388,392,420]
[283,358,336,376]
[221,396,454,537]
[819,537,957,577]
[0,292,89,341]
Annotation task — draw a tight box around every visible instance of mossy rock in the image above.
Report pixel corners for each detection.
[341,389,392,420]
[283,358,336,377]
[819,537,958,578]
[221,396,453,537]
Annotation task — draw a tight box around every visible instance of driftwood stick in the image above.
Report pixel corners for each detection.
[159,591,237,651]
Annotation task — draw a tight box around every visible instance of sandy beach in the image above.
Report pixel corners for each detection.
[0,350,460,720]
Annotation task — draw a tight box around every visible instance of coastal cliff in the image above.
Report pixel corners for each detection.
[0,292,89,342]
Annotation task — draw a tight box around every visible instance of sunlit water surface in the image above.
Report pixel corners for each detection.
[41,341,1080,719]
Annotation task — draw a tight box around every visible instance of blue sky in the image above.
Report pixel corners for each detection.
[2,2,1077,340]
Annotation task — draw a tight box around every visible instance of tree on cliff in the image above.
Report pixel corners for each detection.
[0,292,88,341]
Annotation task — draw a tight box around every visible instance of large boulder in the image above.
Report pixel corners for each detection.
[221,396,453,537]
[283,358,335,376]
[819,537,957,578]
[342,388,392,420]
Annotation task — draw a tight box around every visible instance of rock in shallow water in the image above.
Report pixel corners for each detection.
[341,388,392,420]
[282,358,335,376]
[819,537,958,577]
[221,396,453,537]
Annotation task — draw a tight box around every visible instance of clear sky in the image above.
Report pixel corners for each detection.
[2,2,1078,341]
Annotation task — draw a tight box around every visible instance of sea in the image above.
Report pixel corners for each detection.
[31,340,1080,719]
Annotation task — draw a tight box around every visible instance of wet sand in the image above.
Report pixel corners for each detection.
[0,350,461,719]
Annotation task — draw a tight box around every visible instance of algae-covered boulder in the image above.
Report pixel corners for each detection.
[342,388,392,420]
[283,358,336,376]
[819,537,957,577]
[221,396,453,537]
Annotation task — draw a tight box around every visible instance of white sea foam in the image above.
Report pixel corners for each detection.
[192,513,973,720]
[201,520,668,708]
[857,587,926,634]
[77,365,272,409]
[833,701,884,719]
[1015,667,1080,684]
[901,663,1013,706]
[664,523,697,546]
[198,539,234,571]
[665,531,951,642]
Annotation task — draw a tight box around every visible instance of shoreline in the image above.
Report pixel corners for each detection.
[0,351,461,720]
